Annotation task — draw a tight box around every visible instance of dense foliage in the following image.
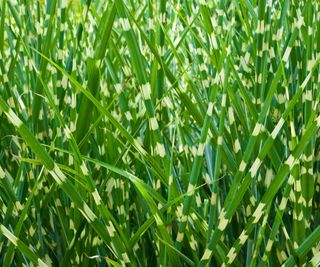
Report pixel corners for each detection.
[0,0,319,266]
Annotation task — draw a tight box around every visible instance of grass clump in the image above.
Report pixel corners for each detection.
[0,0,319,266]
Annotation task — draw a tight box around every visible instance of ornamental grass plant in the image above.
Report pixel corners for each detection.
[0,0,319,266]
